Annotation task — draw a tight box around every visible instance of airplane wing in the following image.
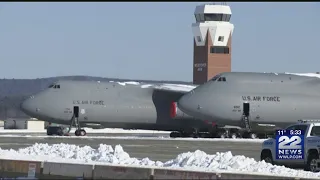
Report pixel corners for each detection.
[113,81,197,94]
[285,72,320,78]
[150,83,197,94]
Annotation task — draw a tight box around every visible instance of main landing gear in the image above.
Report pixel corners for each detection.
[170,128,202,138]
[69,106,87,136]
[169,103,262,139]
[169,128,262,139]
[240,102,259,139]
[169,127,232,139]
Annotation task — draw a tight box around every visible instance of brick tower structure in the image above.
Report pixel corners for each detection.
[192,3,234,85]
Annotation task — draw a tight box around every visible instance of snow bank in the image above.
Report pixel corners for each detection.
[0,143,319,178]
[0,134,267,143]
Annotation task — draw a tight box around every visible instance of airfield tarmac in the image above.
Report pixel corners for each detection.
[0,136,262,162]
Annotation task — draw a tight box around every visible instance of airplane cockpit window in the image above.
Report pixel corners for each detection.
[49,84,60,89]
[310,126,320,136]
[48,83,61,89]
[210,74,227,82]
[210,75,221,81]
[217,77,226,82]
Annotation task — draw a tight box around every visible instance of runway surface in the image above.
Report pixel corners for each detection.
[0,136,262,162]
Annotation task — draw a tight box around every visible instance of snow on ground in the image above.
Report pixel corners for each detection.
[0,134,267,142]
[0,143,319,179]
[0,127,169,134]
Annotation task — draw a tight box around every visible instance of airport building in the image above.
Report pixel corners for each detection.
[192,3,234,85]
[1,118,45,130]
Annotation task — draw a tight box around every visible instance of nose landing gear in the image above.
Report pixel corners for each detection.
[75,129,86,136]
[69,106,87,136]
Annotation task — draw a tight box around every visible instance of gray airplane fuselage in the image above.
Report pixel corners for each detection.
[178,72,320,132]
[20,80,207,131]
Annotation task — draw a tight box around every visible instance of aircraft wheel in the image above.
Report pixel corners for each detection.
[181,132,190,138]
[241,131,250,139]
[199,133,208,138]
[192,133,199,138]
[192,128,199,138]
[218,132,227,138]
[80,129,86,136]
[75,130,80,136]
[169,132,174,138]
[170,132,178,138]
[250,133,258,139]
[258,133,266,139]
[230,133,238,139]
[57,129,63,136]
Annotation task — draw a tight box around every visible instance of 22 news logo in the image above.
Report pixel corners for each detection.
[276,135,304,160]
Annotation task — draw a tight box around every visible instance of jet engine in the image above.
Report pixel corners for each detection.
[170,102,192,119]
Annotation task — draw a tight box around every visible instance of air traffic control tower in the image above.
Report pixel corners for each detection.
[192,3,234,85]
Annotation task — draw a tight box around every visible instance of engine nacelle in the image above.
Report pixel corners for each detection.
[170,102,193,119]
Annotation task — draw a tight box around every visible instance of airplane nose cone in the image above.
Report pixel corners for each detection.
[177,91,198,116]
[20,96,37,116]
[20,99,31,114]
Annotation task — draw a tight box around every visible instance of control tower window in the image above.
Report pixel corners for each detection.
[210,46,230,54]
[196,36,201,42]
[199,14,205,21]
[222,14,231,22]
[195,14,200,22]
[205,13,231,22]
[205,14,220,21]
[196,13,230,22]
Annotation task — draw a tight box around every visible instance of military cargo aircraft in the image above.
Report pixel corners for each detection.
[20,80,217,137]
[177,72,320,138]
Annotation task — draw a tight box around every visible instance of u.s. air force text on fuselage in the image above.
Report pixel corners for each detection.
[73,100,105,105]
[242,96,280,102]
